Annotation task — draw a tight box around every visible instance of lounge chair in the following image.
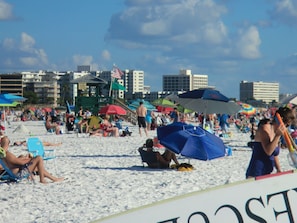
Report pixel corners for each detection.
[0,159,33,183]
[26,137,57,173]
[138,147,160,168]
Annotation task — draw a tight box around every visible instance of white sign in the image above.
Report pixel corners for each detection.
[94,170,297,223]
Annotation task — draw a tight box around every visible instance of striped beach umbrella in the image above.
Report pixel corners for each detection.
[238,102,256,116]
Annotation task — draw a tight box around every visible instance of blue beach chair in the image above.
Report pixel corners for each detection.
[0,159,33,183]
[27,137,57,173]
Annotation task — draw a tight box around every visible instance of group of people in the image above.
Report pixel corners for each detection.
[136,102,183,137]
[65,106,125,137]
[3,100,297,182]
[137,103,297,179]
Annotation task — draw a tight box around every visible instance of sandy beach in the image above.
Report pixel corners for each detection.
[0,119,294,223]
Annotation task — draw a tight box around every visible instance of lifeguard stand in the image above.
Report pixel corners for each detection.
[70,74,112,115]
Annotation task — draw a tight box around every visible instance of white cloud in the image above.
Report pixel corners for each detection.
[236,26,261,59]
[101,50,111,61]
[20,57,38,66]
[72,55,93,65]
[20,32,36,53]
[0,0,13,20]
[72,54,98,70]
[0,32,48,69]
[105,0,250,62]
[270,0,297,26]
[3,38,15,50]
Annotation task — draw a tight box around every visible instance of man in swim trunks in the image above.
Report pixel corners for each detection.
[136,101,148,137]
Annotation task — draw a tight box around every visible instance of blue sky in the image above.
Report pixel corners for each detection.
[1,0,297,99]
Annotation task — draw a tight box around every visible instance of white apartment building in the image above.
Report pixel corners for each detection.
[22,70,62,106]
[123,69,144,93]
[240,81,279,103]
[163,69,208,92]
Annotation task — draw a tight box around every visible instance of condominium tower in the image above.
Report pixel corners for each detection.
[163,69,208,92]
[240,81,279,103]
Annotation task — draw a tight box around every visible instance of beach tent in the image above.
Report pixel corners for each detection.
[13,124,30,134]
[279,94,297,106]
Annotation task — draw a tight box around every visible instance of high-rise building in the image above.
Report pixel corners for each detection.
[240,81,279,103]
[22,71,61,106]
[77,65,91,72]
[123,70,144,93]
[163,69,208,92]
[0,73,23,96]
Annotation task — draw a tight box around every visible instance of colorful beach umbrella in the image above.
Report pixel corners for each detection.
[238,102,256,116]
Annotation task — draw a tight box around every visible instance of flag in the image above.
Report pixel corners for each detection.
[111,66,124,79]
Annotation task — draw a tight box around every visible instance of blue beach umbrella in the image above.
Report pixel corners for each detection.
[157,122,226,160]
[0,93,27,102]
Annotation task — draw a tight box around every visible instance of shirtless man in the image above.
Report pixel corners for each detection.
[136,101,148,137]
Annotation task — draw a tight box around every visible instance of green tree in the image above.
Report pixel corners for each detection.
[23,91,38,104]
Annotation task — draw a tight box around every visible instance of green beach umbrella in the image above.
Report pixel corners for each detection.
[152,98,176,108]
[177,104,194,114]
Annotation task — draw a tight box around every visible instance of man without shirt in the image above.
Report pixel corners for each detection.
[136,101,148,137]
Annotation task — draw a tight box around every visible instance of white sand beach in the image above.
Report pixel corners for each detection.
[0,120,294,223]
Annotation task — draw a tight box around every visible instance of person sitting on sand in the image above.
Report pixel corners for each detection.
[77,107,90,133]
[246,107,295,178]
[101,115,119,137]
[139,138,179,169]
[45,115,61,135]
[0,136,64,183]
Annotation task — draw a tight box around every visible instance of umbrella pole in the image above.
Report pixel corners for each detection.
[108,77,114,97]
[3,107,6,132]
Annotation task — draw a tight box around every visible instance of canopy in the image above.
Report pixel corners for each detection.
[175,89,241,115]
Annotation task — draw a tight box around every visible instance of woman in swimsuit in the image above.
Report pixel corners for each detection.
[246,107,295,178]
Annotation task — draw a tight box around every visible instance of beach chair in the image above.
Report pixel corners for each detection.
[138,147,159,168]
[26,137,57,173]
[0,159,33,183]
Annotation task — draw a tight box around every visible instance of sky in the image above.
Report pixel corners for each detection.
[0,0,297,99]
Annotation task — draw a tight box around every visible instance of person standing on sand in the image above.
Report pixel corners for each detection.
[136,101,148,137]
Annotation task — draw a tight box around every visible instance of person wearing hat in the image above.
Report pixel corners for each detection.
[140,138,179,169]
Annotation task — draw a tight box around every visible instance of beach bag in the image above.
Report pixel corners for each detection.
[121,127,132,137]
[170,163,194,171]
